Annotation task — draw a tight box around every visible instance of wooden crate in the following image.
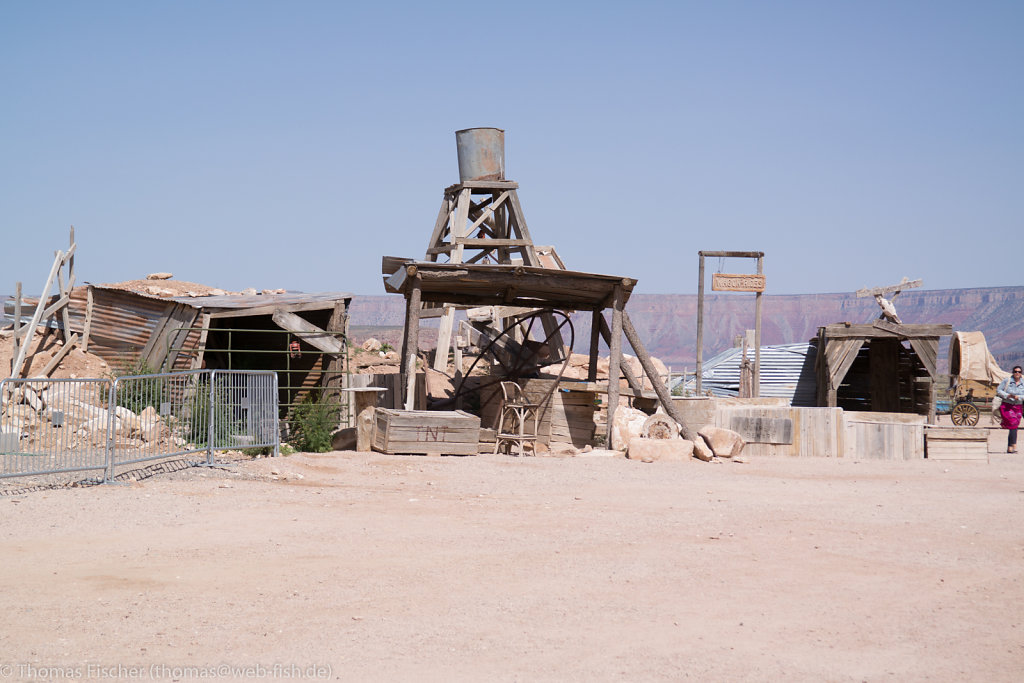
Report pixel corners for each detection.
[925,427,989,461]
[842,412,925,460]
[372,409,480,455]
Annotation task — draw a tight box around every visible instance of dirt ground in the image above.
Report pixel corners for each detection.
[1,430,1023,683]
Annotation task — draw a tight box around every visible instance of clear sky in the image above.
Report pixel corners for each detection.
[2,1,1021,297]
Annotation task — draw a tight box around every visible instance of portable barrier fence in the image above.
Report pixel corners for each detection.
[0,370,278,483]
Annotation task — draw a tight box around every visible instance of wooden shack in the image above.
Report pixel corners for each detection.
[815,321,952,423]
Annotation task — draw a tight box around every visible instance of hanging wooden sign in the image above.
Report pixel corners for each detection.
[712,273,766,292]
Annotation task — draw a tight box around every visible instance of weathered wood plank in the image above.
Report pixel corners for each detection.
[822,323,953,338]
[730,416,793,444]
[372,408,481,455]
[10,250,64,379]
[855,280,922,297]
[271,310,344,354]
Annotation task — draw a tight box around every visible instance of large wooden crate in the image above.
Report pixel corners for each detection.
[925,427,989,461]
[372,409,480,455]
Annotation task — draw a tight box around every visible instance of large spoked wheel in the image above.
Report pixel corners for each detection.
[454,309,575,413]
[950,401,980,426]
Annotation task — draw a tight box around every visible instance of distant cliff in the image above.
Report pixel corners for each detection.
[349,286,1024,372]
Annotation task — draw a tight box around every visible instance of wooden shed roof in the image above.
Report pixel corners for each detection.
[382,260,636,311]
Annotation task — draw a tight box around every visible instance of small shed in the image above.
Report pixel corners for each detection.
[59,282,353,422]
[815,321,952,422]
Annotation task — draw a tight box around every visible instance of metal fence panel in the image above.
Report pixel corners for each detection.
[208,370,279,455]
[0,377,113,480]
[108,370,279,474]
[1,369,279,483]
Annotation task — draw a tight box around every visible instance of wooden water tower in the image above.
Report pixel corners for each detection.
[422,128,550,369]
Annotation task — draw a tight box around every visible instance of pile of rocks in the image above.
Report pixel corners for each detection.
[610,406,745,463]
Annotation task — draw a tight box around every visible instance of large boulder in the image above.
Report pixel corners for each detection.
[610,406,650,451]
[698,425,745,458]
[626,437,695,462]
[138,406,164,442]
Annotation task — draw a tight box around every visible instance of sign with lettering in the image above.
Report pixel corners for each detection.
[712,273,766,292]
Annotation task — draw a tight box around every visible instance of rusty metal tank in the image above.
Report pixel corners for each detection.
[455,127,505,182]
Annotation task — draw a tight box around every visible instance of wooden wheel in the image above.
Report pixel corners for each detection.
[951,401,980,426]
[454,310,575,412]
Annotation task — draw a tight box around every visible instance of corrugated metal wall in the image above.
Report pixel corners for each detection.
[68,287,178,368]
[679,343,818,406]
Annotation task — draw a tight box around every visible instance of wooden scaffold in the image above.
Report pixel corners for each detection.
[6,227,80,380]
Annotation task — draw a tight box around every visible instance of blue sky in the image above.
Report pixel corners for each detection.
[2,1,1021,296]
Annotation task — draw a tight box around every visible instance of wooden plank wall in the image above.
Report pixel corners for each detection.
[715,406,843,457]
[841,411,925,460]
[715,405,925,459]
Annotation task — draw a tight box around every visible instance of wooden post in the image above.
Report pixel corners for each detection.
[12,282,21,375]
[81,285,94,352]
[696,253,705,394]
[10,251,63,379]
[588,309,601,382]
[402,272,422,411]
[598,314,645,395]
[607,284,624,428]
[191,312,211,370]
[324,300,348,423]
[754,254,763,397]
[622,312,713,461]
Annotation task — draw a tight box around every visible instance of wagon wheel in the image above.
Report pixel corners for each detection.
[950,401,980,426]
[454,309,575,414]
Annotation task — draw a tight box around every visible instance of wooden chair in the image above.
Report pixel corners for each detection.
[494,381,540,456]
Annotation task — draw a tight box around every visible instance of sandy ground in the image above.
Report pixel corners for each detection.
[1,430,1023,683]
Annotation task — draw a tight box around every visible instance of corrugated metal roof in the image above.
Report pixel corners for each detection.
[89,285,353,311]
[675,343,818,406]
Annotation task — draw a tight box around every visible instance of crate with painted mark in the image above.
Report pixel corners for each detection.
[372,409,481,456]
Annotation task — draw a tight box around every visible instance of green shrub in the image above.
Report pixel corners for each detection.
[109,356,163,414]
[289,392,337,453]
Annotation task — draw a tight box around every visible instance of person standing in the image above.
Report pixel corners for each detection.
[996,366,1024,453]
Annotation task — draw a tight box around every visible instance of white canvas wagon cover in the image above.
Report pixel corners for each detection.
[948,331,1008,384]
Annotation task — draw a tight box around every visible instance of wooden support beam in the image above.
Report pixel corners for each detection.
[622,312,713,461]
[855,279,922,298]
[271,310,344,354]
[505,190,540,266]
[827,338,865,390]
[698,250,764,259]
[12,282,22,373]
[597,313,644,395]
[10,251,64,379]
[588,310,601,382]
[822,323,953,338]
[81,285,94,352]
[36,333,79,378]
[191,312,211,370]
[402,276,422,411]
[908,337,939,379]
[432,306,455,372]
[607,284,624,428]
[424,197,453,263]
